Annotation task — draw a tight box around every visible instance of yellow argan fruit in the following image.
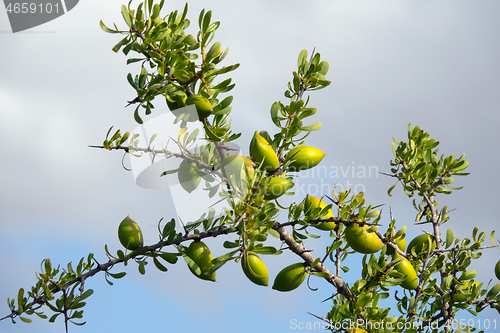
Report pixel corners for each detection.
[407,234,435,258]
[186,241,216,282]
[304,195,336,230]
[495,260,500,280]
[177,159,201,193]
[262,178,294,200]
[346,329,368,333]
[186,95,213,119]
[345,223,384,254]
[272,263,306,292]
[241,252,269,286]
[391,254,418,290]
[285,146,325,171]
[249,131,280,171]
[118,216,143,250]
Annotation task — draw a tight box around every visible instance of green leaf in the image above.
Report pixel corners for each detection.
[387,181,398,197]
[162,218,176,239]
[121,5,132,29]
[69,302,86,310]
[298,107,317,120]
[252,246,279,255]
[198,8,205,29]
[79,289,94,301]
[305,230,321,239]
[299,122,322,132]
[118,131,130,146]
[127,58,145,65]
[330,241,342,251]
[153,257,168,272]
[487,283,500,299]
[223,241,239,249]
[446,229,454,249]
[206,21,220,34]
[186,128,200,146]
[297,49,308,71]
[19,316,32,323]
[158,252,178,264]
[268,228,280,238]
[270,102,282,127]
[100,20,119,33]
[202,10,212,33]
[147,0,154,14]
[317,61,329,75]
[108,272,126,279]
[139,66,148,88]
[44,258,52,274]
[17,288,24,314]
[218,95,233,109]
[48,313,60,323]
[206,41,221,60]
[459,270,477,281]
[35,312,47,319]
[308,271,329,278]
[134,106,143,124]
[138,261,147,275]
[112,37,129,53]
[182,254,201,275]
[310,257,321,270]
[129,246,150,257]
[117,250,125,261]
[127,73,137,89]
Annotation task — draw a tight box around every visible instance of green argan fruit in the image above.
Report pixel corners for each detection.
[345,223,384,254]
[495,260,500,280]
[392,254,418,290]
[186,94,213,119]
[272,263,306,292]
[241,252,269,286]
[304,195,336,230]
[285,146,325,171]
[249,131,280,171]
[186,241,216,282]
[386,227,407,256]
[386,237,406,256]
[166,94,199,122]
[407,234,435,258]
[118,216,143,250]
[178,159,201,193]
[220,155,254,183]
[262,178,294,200]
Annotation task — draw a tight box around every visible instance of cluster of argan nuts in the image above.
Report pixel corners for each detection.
[119,115,500,293]
[116,216,308,291]
[117,214,500,293]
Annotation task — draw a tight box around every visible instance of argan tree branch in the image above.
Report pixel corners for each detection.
[271,220,354,302]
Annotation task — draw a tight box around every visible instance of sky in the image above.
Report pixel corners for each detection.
[1,0,500,332]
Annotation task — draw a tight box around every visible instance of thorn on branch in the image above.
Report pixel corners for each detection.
[125,94,146,107]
